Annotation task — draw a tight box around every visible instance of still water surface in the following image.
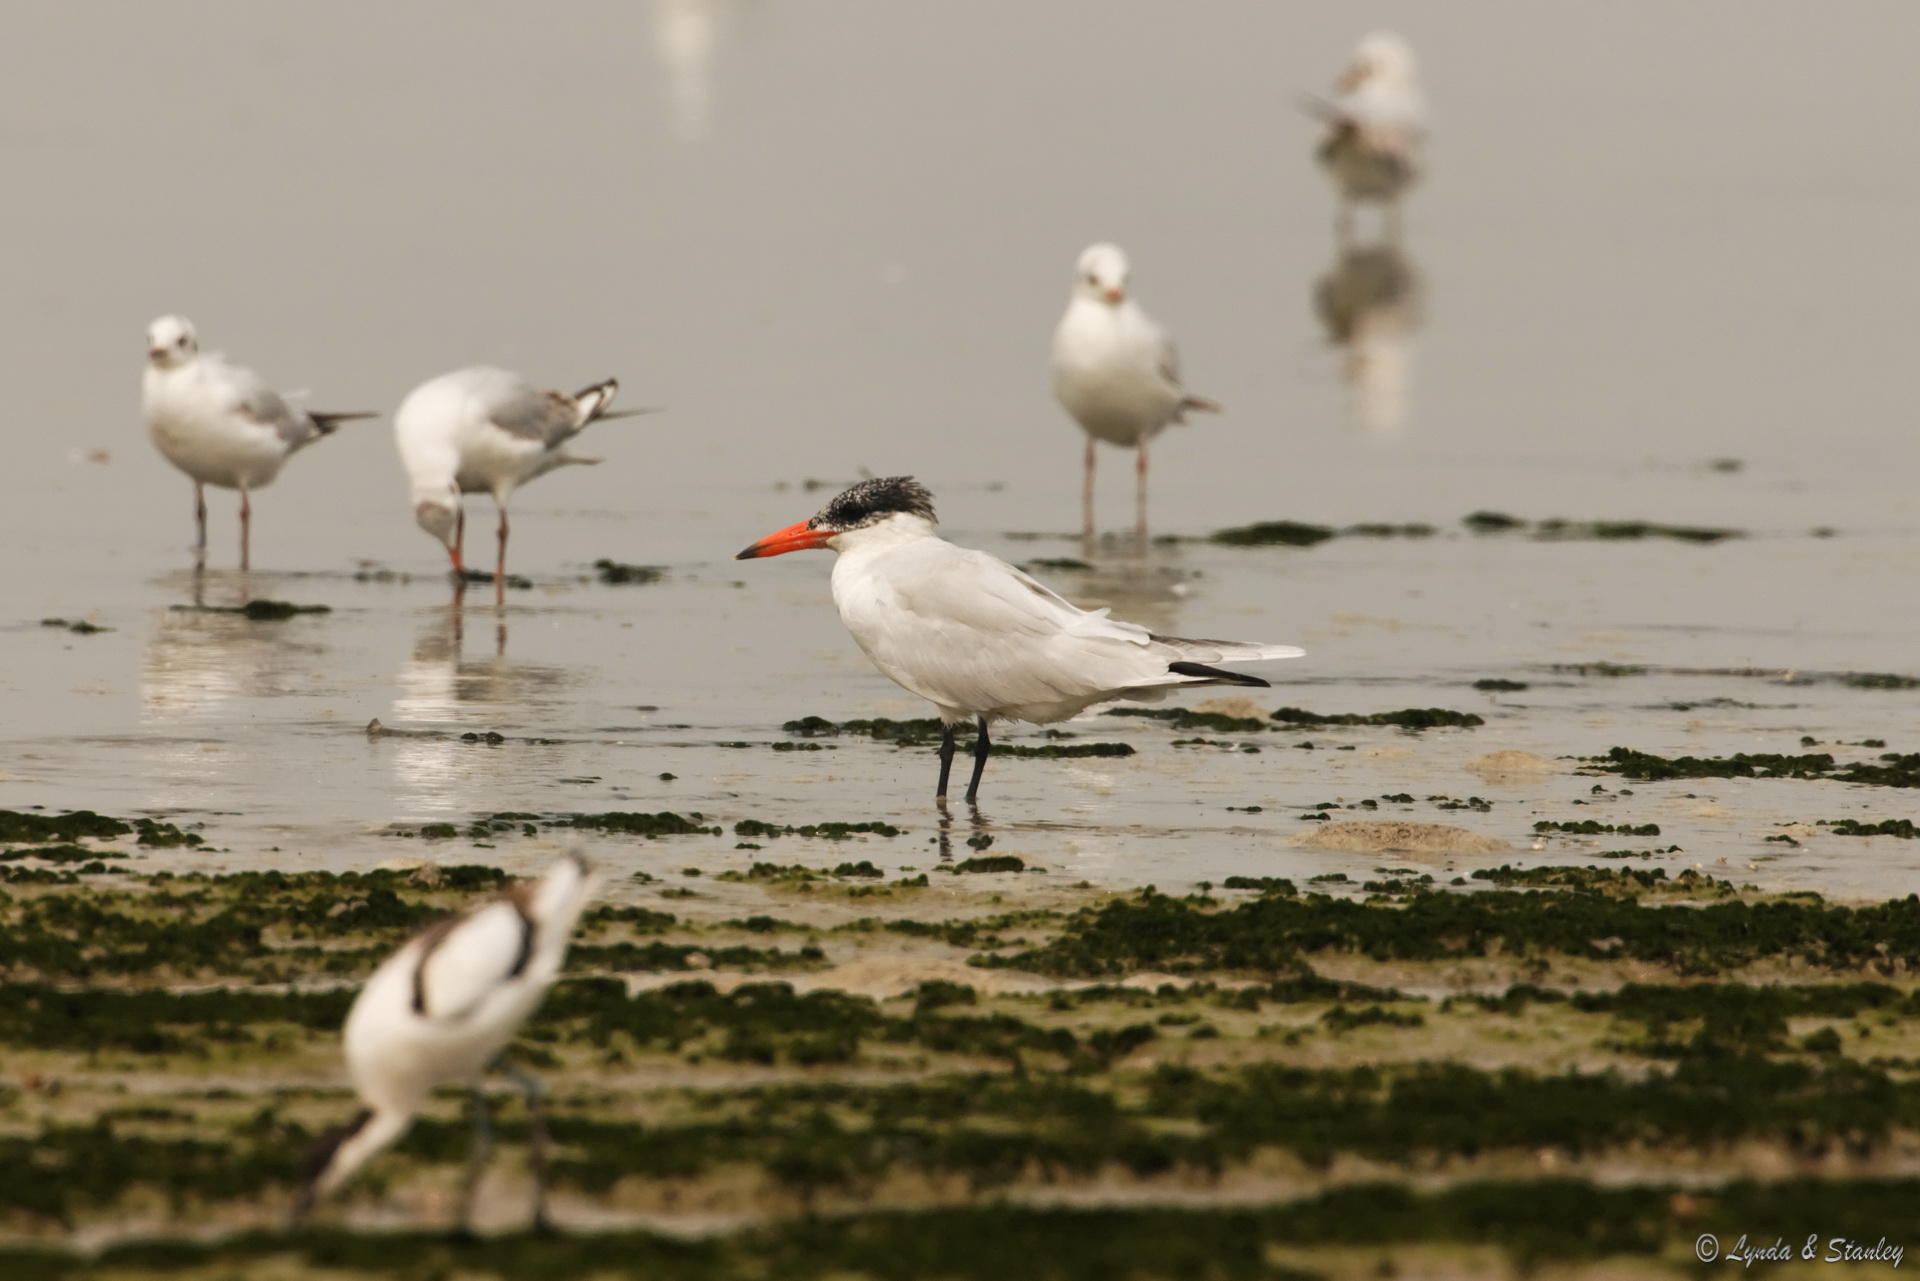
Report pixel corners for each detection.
[2,3,1916,893]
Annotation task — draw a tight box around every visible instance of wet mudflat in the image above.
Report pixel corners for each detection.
[8,512,1917,898]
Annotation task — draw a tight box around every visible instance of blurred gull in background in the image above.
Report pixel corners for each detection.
[1308,31,1427,242]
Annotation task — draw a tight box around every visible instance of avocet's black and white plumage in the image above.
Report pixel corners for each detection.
[1308,32,1427,235]
[1050,244,1220,543]
[142,315,373,571]
[394,366,648,606]
[736,478,1303,802]
[297,852,599,1230]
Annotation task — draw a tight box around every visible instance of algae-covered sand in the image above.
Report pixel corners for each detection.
[4,794,1920,1279]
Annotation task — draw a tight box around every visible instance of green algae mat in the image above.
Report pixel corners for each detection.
[3,814,1920,1278]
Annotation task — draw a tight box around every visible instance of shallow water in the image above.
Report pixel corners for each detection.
[3,2,1917,895]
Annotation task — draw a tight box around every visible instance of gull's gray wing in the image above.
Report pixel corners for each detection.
[489,385,581,449]
[1156,327,1185,392]
[1155,324,1221,416]
[225,364,321,446]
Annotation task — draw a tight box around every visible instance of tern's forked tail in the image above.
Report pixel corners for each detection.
[1156,633,1304,687]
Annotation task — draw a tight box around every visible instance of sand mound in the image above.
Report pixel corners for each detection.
[1466,750,1559,781]
[1293,820,1510,855]
[1190,696,1270,721]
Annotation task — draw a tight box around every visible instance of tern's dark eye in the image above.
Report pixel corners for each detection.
[1084,272,1099,286]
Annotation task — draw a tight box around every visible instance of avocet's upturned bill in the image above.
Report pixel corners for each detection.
[1050,244,1219,543]
[736,478,1302,804]
[1307,32,1427,234]
[142,315,373,571]
[394,366,649,606]
[296,852,600,1231]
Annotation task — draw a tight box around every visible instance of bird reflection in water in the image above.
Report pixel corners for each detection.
[141,575,316,724]
[651,0,747,143]
[394,608,566,719]
[933,801,992,862]
[1313,242,1422,435]
[384,610,571,817]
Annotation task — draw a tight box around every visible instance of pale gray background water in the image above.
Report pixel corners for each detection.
[3,2,1916,893]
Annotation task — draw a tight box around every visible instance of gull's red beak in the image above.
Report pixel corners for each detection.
[1103,287,1125,305]
[736,520,833,560]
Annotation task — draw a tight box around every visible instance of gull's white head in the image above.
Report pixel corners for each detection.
[146,315,199,369]
[411,480,462,566]
[735,476,937,559]
[1072,243,1132,307]
[1341,31,1418,93]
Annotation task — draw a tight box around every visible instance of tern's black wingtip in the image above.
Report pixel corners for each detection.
[1167,661,1270,688]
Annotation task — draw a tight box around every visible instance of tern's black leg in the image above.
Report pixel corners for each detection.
[935,723,958,800]
[502,1062,553,1234]
[455,1086,494,1233]
[963,717,991,803]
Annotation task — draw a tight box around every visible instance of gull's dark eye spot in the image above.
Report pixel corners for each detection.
[1084,273,1099,287]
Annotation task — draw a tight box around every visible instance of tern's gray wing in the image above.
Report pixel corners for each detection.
[489,385,581,449]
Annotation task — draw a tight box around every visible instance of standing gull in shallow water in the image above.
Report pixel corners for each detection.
[297,852,599,1230]
[1309,32,1427,239]
[141,315,372,570]
[394,366,647,606]
[1051,244,1220,544]
[737,477,1301,803]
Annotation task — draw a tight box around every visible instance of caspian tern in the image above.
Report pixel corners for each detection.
[736,477,1303,803]
[142,315,373,571]
[394,366,647,606]
[1051,244,1220,543]
[297,852,600,1231]
[1307,32,1427,239]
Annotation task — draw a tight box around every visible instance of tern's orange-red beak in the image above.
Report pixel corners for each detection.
[736,520,833,560]
[1103,286,1125,305]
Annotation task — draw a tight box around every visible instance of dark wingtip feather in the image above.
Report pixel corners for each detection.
[310,411,377,434]
[1167,660,1270,688]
